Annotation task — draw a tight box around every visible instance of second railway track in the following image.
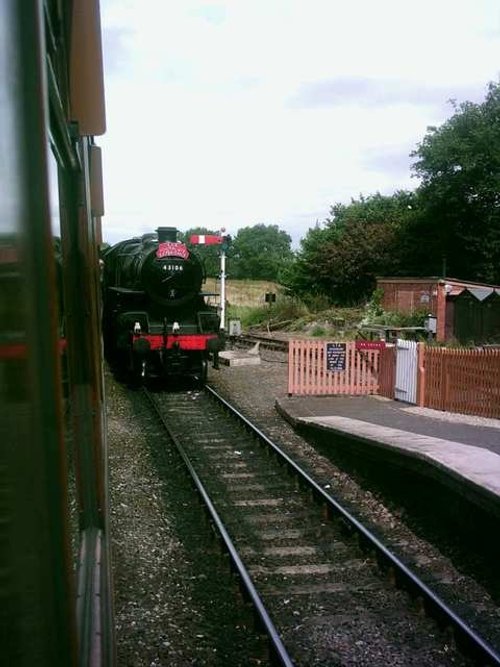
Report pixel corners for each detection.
[231,333,290,353]
[145,385,500,666]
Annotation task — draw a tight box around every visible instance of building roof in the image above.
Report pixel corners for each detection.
[456,287,500,302]
[377,276,500,290]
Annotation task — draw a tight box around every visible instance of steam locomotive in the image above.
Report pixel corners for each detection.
[102,227,224,384]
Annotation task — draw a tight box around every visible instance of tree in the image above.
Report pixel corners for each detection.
[286,82,500,300]
[284,192,416,304]
[409,82,500,282]
[230,224,293,281]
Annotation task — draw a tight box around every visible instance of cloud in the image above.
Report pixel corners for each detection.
[98,0,500,247]
[290,78,491,110]
[362,145,415,178]
[102,27,134,75]
[191,3,227,25]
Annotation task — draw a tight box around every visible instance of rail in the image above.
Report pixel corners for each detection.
[143,388,294,667]
[205,384,500,666]
[230,333,289,353]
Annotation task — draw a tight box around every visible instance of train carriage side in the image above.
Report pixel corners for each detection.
[1,1,114,665]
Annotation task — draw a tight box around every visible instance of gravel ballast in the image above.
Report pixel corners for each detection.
[106,351,500,664]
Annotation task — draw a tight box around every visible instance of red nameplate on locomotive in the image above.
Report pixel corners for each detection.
[156,242,189,259]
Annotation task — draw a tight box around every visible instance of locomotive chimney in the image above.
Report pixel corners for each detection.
[157,227,178,242]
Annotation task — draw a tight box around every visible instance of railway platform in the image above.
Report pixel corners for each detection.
[275,394,500,517]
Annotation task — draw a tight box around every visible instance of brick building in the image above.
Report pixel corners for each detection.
[376,277,500,342]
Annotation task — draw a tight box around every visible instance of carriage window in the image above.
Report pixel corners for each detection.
[48,146,79,571]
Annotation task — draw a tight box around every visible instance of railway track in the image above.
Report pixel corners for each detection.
[144,385,500,666]
[230,332,289,353]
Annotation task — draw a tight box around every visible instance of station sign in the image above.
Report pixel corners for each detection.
[325,342,346,372]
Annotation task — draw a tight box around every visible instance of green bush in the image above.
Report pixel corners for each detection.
[301,293,332,312]
[363,305,428,328]
[311,326,327,337]
[227,296,309,329]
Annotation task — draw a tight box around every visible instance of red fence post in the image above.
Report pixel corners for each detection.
[288,340,294,395]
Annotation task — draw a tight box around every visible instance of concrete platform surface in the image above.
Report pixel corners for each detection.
[276,395,500,506]
[219,350,261,366]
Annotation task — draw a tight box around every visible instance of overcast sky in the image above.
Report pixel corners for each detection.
[99,0,499,247]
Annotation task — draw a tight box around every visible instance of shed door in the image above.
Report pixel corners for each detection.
[396,290,414,312]
[395,339,418,403]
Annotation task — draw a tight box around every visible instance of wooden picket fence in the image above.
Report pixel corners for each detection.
[378,344,396,399]
[288,340,379,396]
[288,339,500,419]
[422,347,500,418]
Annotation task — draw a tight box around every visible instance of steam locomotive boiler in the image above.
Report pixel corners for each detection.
[102,227,223,384]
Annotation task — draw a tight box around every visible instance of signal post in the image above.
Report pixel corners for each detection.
[189,230,231,330]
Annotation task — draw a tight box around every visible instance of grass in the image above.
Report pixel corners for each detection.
[203,278,280,307]
[201,278,366,338]
[202,280,499,347]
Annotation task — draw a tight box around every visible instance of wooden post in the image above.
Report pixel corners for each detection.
[436,283,447,342]
[416,342,426,407]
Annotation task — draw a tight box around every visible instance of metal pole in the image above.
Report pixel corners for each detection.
[220,248,226,330]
